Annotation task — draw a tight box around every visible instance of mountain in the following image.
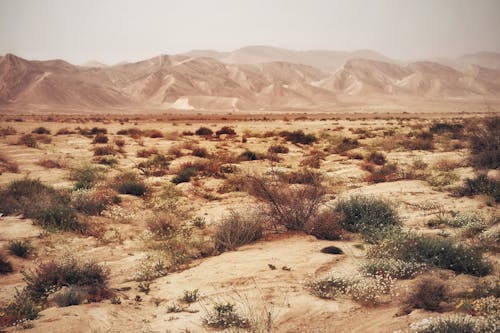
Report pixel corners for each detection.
[0,51,499,111]
[183,45,395,72]
[458,52,500,70]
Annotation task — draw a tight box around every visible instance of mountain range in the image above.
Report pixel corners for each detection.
[1,46,499,111]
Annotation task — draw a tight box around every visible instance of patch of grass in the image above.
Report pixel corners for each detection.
[8,240,33,258]
[281,168,323,185]
[0,126,16,136]
[214,210,263,252]
[335,195,400,243]
[412,315,497,333]
[191,146,210,158]
[35,204,86,232]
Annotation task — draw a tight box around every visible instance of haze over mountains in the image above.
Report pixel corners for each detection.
[1,46,500,111]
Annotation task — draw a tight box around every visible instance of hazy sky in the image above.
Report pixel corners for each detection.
[1,0,499,64]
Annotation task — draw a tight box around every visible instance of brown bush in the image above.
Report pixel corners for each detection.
[92,133,109,144]
[137,147,158,158]
[404,277,448,312]
[305,210,346,240]
[0,153,19,174]
[37,158,64,169]
[93,145,115,156]
[366,151,387,165]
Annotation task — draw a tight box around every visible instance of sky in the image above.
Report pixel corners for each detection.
[0,0,499,65]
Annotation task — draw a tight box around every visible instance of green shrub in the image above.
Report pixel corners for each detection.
[335,195,400,243]
[0,290,39,327]
[467,116,500,169]
[35,204,85,232]
[0,255,13,274]
[214,211,263,252]
[279,130,317,145]
[23,258,109,301]
[370,232,491,276]
[172,166,197,184]
[8,240,33,258]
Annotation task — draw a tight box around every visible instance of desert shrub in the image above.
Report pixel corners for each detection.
[147,212,180,238]
[282,168,322,185]
[239,150,259,161]
[267,144,289,154]
[31,127,51,135]
[430,122,464,138]
[412,315,498,333]
[71,188,117,215]
[457,174,499,202]
[362,258,425,279]
[117,127,142,138]
[93,145,115,156]
[143,129,163,138]
[0,153,19,174]
[335,195,400,243]
[214,211,263,251]
[305,209,345,240]
[181,289,199,303]
[113,138,125,147]
[37,158,63,169]
[8,240,33,258]
[35,204,85,232]
[370,232,492,276]
[54,287,86,307]
[92,133,109,144]
[467,116,500,169]
[249,175,326,230]
[0,255,13,274]
[307,274,394,305]
[191,146,209,158]
[56,127,74,135]
[90,127,107,135]
[113,172,146,196]
[17,134,38,148]
[403,131,434,150]
[23,258,109,301]
[94,156,118,166]
[334,137,359,154]
[365,163,400,183]
[0,290,39,327]
[137,154,170,176]
[172,166,197,184]
[300,151,324,169]
[404,277,448,312]
[0,126,16,136]
[195,127,213,136]
[279,130,317,145]
[215,126,236,136]
[137,147,158,158]
[366,151,386,165]
[71,164,103,190]
[203,302,250,329]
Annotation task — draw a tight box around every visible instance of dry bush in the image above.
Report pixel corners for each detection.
[167,145,184,157]
[143,129,164,138]
[366,151,387,165]
[113,172,146,196]
[0,254,13,274]
[280,168,323,185]
[267,144,289,154]
[137,154,170,176]
[215,126,236,137]
[0,126,16,136]
[333,137,359,154]
[31,127,51,135]
[37,158,64,169]
[214,210,263,251]
[300,149,325,169]
[404,277,448,312]
[403,131,434,151]
[92,133,109,144]
[248,175,326,230]
[305,209,346,240]
[55,127,74,135]
[117,127,142,138]
[113,137,125,148]
[93,145,115,156]
[364,162,400,183]
[195,127,213,136]
[137,147,158,158]
[147,212,181,238]
[467,116,500,169]
[279,130,317,145]
[0,153,19,174]
[191,146,210,158]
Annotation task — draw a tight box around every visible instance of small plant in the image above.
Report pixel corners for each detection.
[71,164,103,190]
[71,188,117,215]
[0,289,40,327]
[18,134,38,148]
[366,151,387,165]
[190,216,207,229]
[31,127,51,135]
[8,240,33,258]
[305,209,345,240]
[137,154,170,176]
[191,146,209,158]
[93,145,115,156]
[267,144,289,154]
[166,302,184,313]
[182,289,200,303]
[203,302,250,329]
[214,211,263,251]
